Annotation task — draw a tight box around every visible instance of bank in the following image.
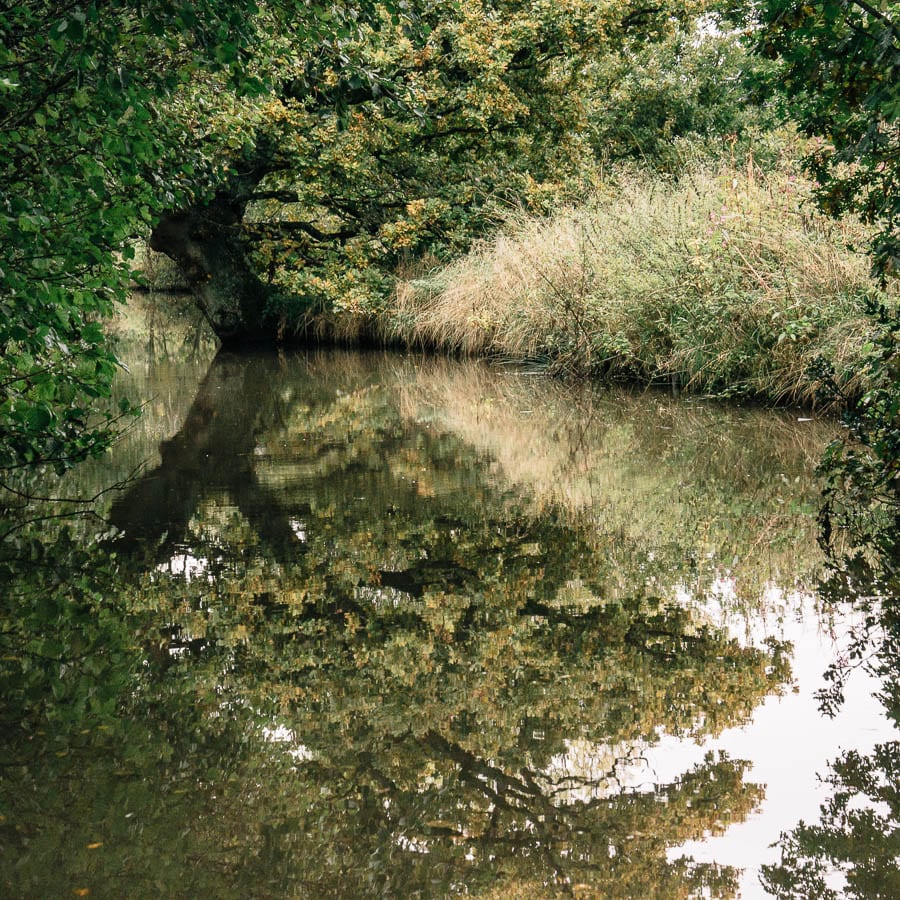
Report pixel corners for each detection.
[133,165,895,408]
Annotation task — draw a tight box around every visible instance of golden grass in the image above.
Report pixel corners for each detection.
[390,164,889,404]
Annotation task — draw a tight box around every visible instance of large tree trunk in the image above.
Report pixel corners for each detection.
[150,190,276,344]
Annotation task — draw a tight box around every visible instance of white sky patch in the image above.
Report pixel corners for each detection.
[541,738,660,805]
[262,724,315,762]
[156,551,210,581]
[662,594,898,899]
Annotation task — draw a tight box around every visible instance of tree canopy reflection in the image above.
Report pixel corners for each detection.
[762,556,900,899]
[2,351,807,898]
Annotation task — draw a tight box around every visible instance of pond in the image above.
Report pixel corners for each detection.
[2,310,897,898]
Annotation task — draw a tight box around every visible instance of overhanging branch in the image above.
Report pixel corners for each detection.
[247,190,301,203]
[244,220,361,243]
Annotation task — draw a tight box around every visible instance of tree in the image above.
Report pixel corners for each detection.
[753,1,900,561]
[762,591,900,898]
[762,743,900,898]
[0,1,381,487]
[586,19,780,169]
[756,0,899,278]
[146,0,713,343]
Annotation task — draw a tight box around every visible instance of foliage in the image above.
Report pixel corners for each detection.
[392,162,888,401]
[761,561,900,897]
[756,1,900,592]
[0,1,267,479]
[0,0,393,490]
[755,0,899,279]
[143,0,721,336]
[761,741,900,898]
[818,299,900,558]
[586,19,780,170]
[0,521,131,732]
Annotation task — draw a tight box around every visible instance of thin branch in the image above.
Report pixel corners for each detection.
[0,464,144,505]
[0,365,59,390]
[244,220,361,243]
[246,190,301,203]
[850,0,898,31]
[0,508,108,543]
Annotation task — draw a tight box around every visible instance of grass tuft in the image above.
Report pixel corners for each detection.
[390,164,890,404]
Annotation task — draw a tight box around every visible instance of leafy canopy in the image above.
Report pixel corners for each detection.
[756,0,899,277]
[0,1,379,482]
[146,0,720,332]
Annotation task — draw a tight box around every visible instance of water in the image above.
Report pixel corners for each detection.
[1,317,897,898]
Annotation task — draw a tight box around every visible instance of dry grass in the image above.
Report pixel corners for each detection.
[390,164,888,404]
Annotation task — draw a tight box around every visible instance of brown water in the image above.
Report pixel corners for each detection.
[2,313,896,898]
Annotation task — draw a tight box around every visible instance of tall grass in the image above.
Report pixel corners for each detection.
[390,164,887,404]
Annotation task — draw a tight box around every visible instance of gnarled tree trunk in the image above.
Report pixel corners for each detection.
[150,179,277,344]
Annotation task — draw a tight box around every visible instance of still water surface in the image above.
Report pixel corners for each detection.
[3,328,897,897]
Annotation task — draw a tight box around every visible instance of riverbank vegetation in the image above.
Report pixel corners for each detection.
[2,4,898,893]
[1,0,719,484]
[138,156,892,406]
[389,161,888,403]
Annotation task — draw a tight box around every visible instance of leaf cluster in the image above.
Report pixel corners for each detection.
[755,0,899,278]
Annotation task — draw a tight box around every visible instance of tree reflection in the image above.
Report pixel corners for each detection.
[762,554,900,899]
[762,740,900,899]
[3,351,800,897]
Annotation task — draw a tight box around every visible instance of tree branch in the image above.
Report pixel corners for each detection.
[244,221,361,243]
[849,0,897,32]
[247,190,301,203]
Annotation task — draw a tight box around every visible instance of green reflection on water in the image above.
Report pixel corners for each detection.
[1,336,838,898]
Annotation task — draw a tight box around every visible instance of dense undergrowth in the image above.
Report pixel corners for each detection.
[389,163,891,405]
[135,161,894,407]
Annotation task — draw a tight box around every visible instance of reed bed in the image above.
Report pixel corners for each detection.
[390,165,886,404]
